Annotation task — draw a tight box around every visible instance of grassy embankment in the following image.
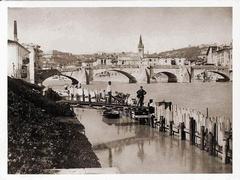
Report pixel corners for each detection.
[8,77,101,174]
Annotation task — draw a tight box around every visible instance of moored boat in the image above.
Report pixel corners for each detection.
[103,109,120,119]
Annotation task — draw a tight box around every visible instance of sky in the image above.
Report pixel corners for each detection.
[8,7,232,54]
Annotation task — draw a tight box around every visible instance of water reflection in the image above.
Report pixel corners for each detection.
[75,108,232,173]
[137,140,145,163]
[108,148,113,167]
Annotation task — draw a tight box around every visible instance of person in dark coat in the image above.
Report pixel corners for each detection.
[106,81,112,104]
[136,86,147,107]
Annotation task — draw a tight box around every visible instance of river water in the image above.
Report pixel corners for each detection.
[44,78,232,118]
[83,81,232,118]
[44,79,232,173]
[74,108,232,173]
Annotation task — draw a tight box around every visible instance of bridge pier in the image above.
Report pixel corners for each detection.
[85,67,93,85]
[145,66,154,84]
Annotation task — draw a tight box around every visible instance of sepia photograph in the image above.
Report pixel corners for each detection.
[7,7,232,174]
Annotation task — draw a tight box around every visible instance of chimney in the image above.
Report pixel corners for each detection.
[14,20,18,42]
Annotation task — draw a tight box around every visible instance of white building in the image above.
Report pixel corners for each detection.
[143,55,186,66]
[8,20,31,82]
[206,46,218,65]
[8,40,30,81]
[206,45,232,67]
[117,53,140,66]
[95,56,114,66]
[23,43,42,84]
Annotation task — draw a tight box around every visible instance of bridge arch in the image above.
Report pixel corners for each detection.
[35,69,79,85]
[95,69,137,83]
[153,71,178,83]
[207,70,230,82]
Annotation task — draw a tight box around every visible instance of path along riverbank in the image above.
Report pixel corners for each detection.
[8,77,101,174]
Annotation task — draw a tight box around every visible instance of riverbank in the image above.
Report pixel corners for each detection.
[8,77,101,174]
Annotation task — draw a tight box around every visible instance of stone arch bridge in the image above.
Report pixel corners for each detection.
[35,65,231,85]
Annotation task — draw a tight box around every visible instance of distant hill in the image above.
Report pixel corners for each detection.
[157,46,209,60]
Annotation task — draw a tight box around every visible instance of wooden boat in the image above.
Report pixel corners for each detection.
[103,109,120,119]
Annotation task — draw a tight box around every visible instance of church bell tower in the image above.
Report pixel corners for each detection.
[138,35,144,59]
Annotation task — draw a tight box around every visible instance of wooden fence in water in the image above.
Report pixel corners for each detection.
[148,102,232,164]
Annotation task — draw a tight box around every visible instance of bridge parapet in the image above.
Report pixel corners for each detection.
[61,67,81,72]
[153,65,181,69]
[93,64,140,70]
[191,65,230,70]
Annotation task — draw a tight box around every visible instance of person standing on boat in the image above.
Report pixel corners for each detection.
[69,85,74,100]
[137,86,146,107]
[106,81,112,104]
[77,84,83,101]
[73,85,78,100]
[148,99,155,114]
[148,99,155,128]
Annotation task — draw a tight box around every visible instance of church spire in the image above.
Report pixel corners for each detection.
[138,35,144,48]
[138,35,144,58]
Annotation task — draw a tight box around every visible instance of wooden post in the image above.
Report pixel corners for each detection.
[206,108,209,118]
[160,116,165,132]
[189,117,195,145]
[169,121,173,136]
[105,96,107,105]
[179,122,186,140]
[212,123,217,156]
[151,116,155,128]
[89,93,91,103]
[222,135,229,164]
[96,92,99,102]
[83,91,85,102]
[200,126,205,150]
[208,132,214,156]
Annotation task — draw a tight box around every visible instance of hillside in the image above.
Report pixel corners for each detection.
[158,46,208,60]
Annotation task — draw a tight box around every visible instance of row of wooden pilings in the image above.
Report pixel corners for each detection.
[130,102,232,164]
[68,89,129,105]
[69,90,111,104]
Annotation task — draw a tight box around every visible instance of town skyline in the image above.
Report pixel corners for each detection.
[8,7,232,54]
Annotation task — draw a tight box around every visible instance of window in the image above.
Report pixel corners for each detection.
[171,60,176,65]
[21,65,28,78]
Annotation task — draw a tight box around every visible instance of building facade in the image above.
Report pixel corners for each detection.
[8,21,31,82]
[206,44,232,67]
[143,54,186,66]
[8,40,30,80]
[23,43,43,83]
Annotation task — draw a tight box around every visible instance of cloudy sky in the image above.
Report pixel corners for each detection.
[8,7,232,54]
